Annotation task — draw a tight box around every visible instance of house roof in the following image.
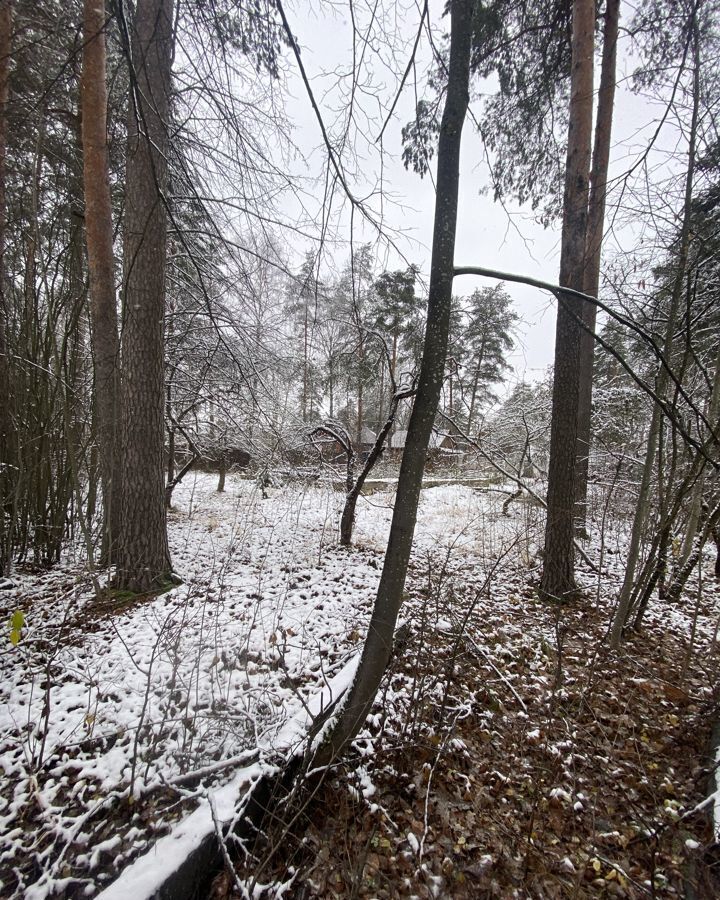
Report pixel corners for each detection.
[390,429,448,450]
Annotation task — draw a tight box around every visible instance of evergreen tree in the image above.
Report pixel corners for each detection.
[285,252,321,423]
[372,265,420,383]
[461,284,517,433]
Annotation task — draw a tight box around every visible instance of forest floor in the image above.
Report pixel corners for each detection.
[0,473,718,899]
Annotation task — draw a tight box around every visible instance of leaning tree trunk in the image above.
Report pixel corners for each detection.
[115,0,174,592]
[636,346,720,623]
[609,17,700,648]
[665,501,720,606]
[0,0,13,576]
[540,0,594,602]
[313,0,474,765]
[678,343,720,568]
[574,0,619,534]
[340,387,415,546]
[82,0,121,563]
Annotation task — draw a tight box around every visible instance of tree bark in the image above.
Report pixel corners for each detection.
[575,0,619,533]
[0,0,13,576]
[313,0,474,764]
[82,0,122,563]
[115,0,174,592]
[540,0,594,601]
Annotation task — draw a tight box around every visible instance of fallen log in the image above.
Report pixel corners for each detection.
[95,655,360,900]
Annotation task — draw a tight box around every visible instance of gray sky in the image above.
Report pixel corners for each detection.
[273,0,693,386]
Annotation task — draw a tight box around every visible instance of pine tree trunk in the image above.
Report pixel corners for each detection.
[0,0,13,576]
[115,0,174,592]
[82,0,122,562]
[302,300,308,422]
[314,0,474,764]
[540,0,594,602]
[166,426,175,507]
[357,334,364,447]
[467,338,486,435]
[575,0,619,534]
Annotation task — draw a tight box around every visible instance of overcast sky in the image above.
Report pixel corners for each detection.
[271,0,690,387]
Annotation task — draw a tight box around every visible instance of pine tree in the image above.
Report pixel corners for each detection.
[461,284,517,433]
[115,0,174,592]
[372,265,420,384]
[0,0,13,575]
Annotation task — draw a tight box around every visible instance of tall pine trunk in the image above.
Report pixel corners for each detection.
[540,0,594,601]
[81,0,121,562]
[314,0,474,764]
[467,337,486,435]
[0,1,13,576]
[356,333,364,447]
[115,0,173,592]
[574,0,619,534]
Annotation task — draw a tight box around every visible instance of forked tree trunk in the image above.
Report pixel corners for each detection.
[575,0,619,534]
[115,0,174,592]
[540,0,594,601]
[313,0,474,765]
[340,388,414,546]
[81,0,122,562]
[0,1,13,576]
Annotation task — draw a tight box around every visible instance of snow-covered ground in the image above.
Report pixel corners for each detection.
[0,473,540,897]
[1,472,717,898]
